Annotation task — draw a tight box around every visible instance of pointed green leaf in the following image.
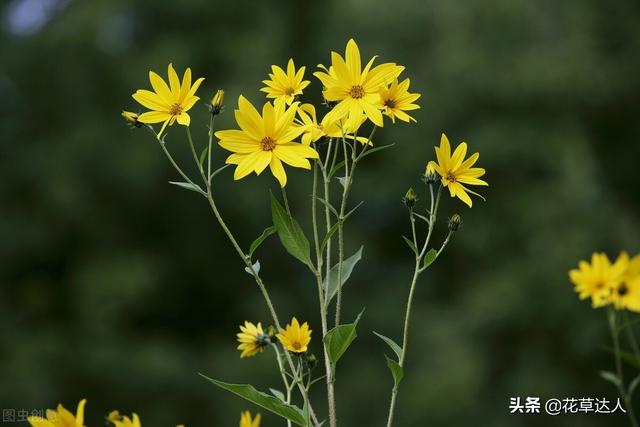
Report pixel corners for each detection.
[373,332,403,361]
[199,146,209,168]
[201,375,307,426]
[168,181,203,193]
[358,143,395,161]
[423,248,437,269]
[323,310,365,365]
[325,246,364,304]
[320,222,340,252]
[270,192,312,268]
[269,388,286,402]
[599,370,621,387]
[385,356,404,387]
[402,236,418,255]
[328,160,346,178]
[249,226,277,258]
[629,374,640,396]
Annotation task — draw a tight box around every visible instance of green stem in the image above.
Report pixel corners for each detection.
[207,115,215,185]
[186,127,207,185]
[273,345,293,427]
[623,311,640,360]
[281,186,292,216]
[608,308,639,427]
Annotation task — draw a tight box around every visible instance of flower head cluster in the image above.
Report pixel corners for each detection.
[427,133,488,207]
[569,252,640,311]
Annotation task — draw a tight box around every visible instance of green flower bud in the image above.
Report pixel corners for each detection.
[448,214,462,232]
[209,89,224,115]
[402,187,417,209]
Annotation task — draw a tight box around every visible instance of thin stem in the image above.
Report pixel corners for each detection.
[273,345,293,427]
[281,186,292,216]
[154,133,204,195]
[623,311,640,360]
[608,308,639,427]
[207,115,215,186]
[186,127,207,185]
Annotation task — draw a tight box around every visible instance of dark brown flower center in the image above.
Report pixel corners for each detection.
[169,103,183,116]
[349,85,365,99]
[285,87,295,95]
[384,98,397,108]
[445,171,457,182]
[260,136,276,151]
[618,284,629,296]
[292,342,302,350]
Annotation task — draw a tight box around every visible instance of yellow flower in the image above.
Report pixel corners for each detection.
[569,252,628,308]
[106,411,141,427]
[210,89,225,115]
[276,317,312,353]
[121,111,141,127]
[378,78,421,123]
[314,39,404,127]
[261,59,310,107]
[28,399,86,427]
[132,63,204,139]
[624,252,640,278]
[427,134,488,207]
[295,103,368,146]
[237,321,270,358]
[239,411,261,427]
[215,96,319,187]
[611,276,640,313]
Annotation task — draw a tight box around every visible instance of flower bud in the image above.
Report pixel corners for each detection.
[423,162,437,184]
[121,110,142,128]
[209,89,224,115]
[402,187,417,209]
[267,325,277,337]
[305,353,318,370]
[448,214,462,232]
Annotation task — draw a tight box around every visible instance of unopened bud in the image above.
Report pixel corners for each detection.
[448,214,462,232]
[423,162,437,184]
[121,110,142,128]
[267,325,277,337]
[209,89,224,115]
[306,353,318,370]
[402,187,417,209]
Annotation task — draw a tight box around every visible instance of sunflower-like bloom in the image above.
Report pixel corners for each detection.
[261,59,310,107]
[239,411,261,427]
[106,411,141,427]
[314,39,404,127]
[569,252,628,308]
[215,96,319,187]
[611,276,640,313]
[427,134,488,207]
[276,317,312,353]
[132,64,204,138]
[237,321,270,358]
[378,78,421,123]
[295,104,368,146]
[28,399,86,427]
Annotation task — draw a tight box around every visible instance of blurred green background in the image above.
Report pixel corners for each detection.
[1,0,640,425]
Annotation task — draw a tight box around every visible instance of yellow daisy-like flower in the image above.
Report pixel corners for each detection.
[106,411,141,427]
[239,411,261,427]
[132,63,204,139]
[276,317,312,353]
[611,276,640,313]
[261,59,310,107]
[237,321,270,358]
[378,78,421,123]
[624,252,640,278]
[295,103,368,146]
[314,39,404,128]
[215,96,319,187]
[28,399,86,427]
[427,134,488,208]
[569,252,628,308]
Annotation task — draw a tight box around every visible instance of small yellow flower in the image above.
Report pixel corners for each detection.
[295,103,368,146]
[314,39,404,127]
[276,317,312,353]
[261,59,310,107]
[611,276,640,313]
[210,89,225,115]
[239,411,261,427]
[215,96,319,187]
[121,111,141,127]
[378,78,421,123]
[237,321,270,358]
[428,134,488,207]
[132,63,204,139]
[106,411,141,427]
[28,399,86,427]
[569,252,628,308]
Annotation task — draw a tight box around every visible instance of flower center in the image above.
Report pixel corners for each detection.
[445,171,457,182]
[292,342,302,350]
[349,85,365,99]
[618,284,629,296]
[285,87,295,95]
[169,103,183,116]
[384,98,397,108]
[260,136,276,151]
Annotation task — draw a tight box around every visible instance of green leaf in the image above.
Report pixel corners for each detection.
[199,146,209,168]
[269,388,286,402]
[325,246,364,304]
[358,143,395,161]
[201,375,307,426]
[314,196,338,218]
[323,310,365,366]
[249,226,277,259]
[328,160,346,178]
[168,181,203,193]
[629,374,640,396]
[603,347,640,369]
[270,192,312,268]
[385,356,404,387]
[344,201,364,221]
[423,248,437,269]
[402,236,418,255]
[320,222,340,252]
[373,331,403,361]
[599,370,621,387]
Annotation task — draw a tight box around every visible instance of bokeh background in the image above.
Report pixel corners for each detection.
[2,0,640,425]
